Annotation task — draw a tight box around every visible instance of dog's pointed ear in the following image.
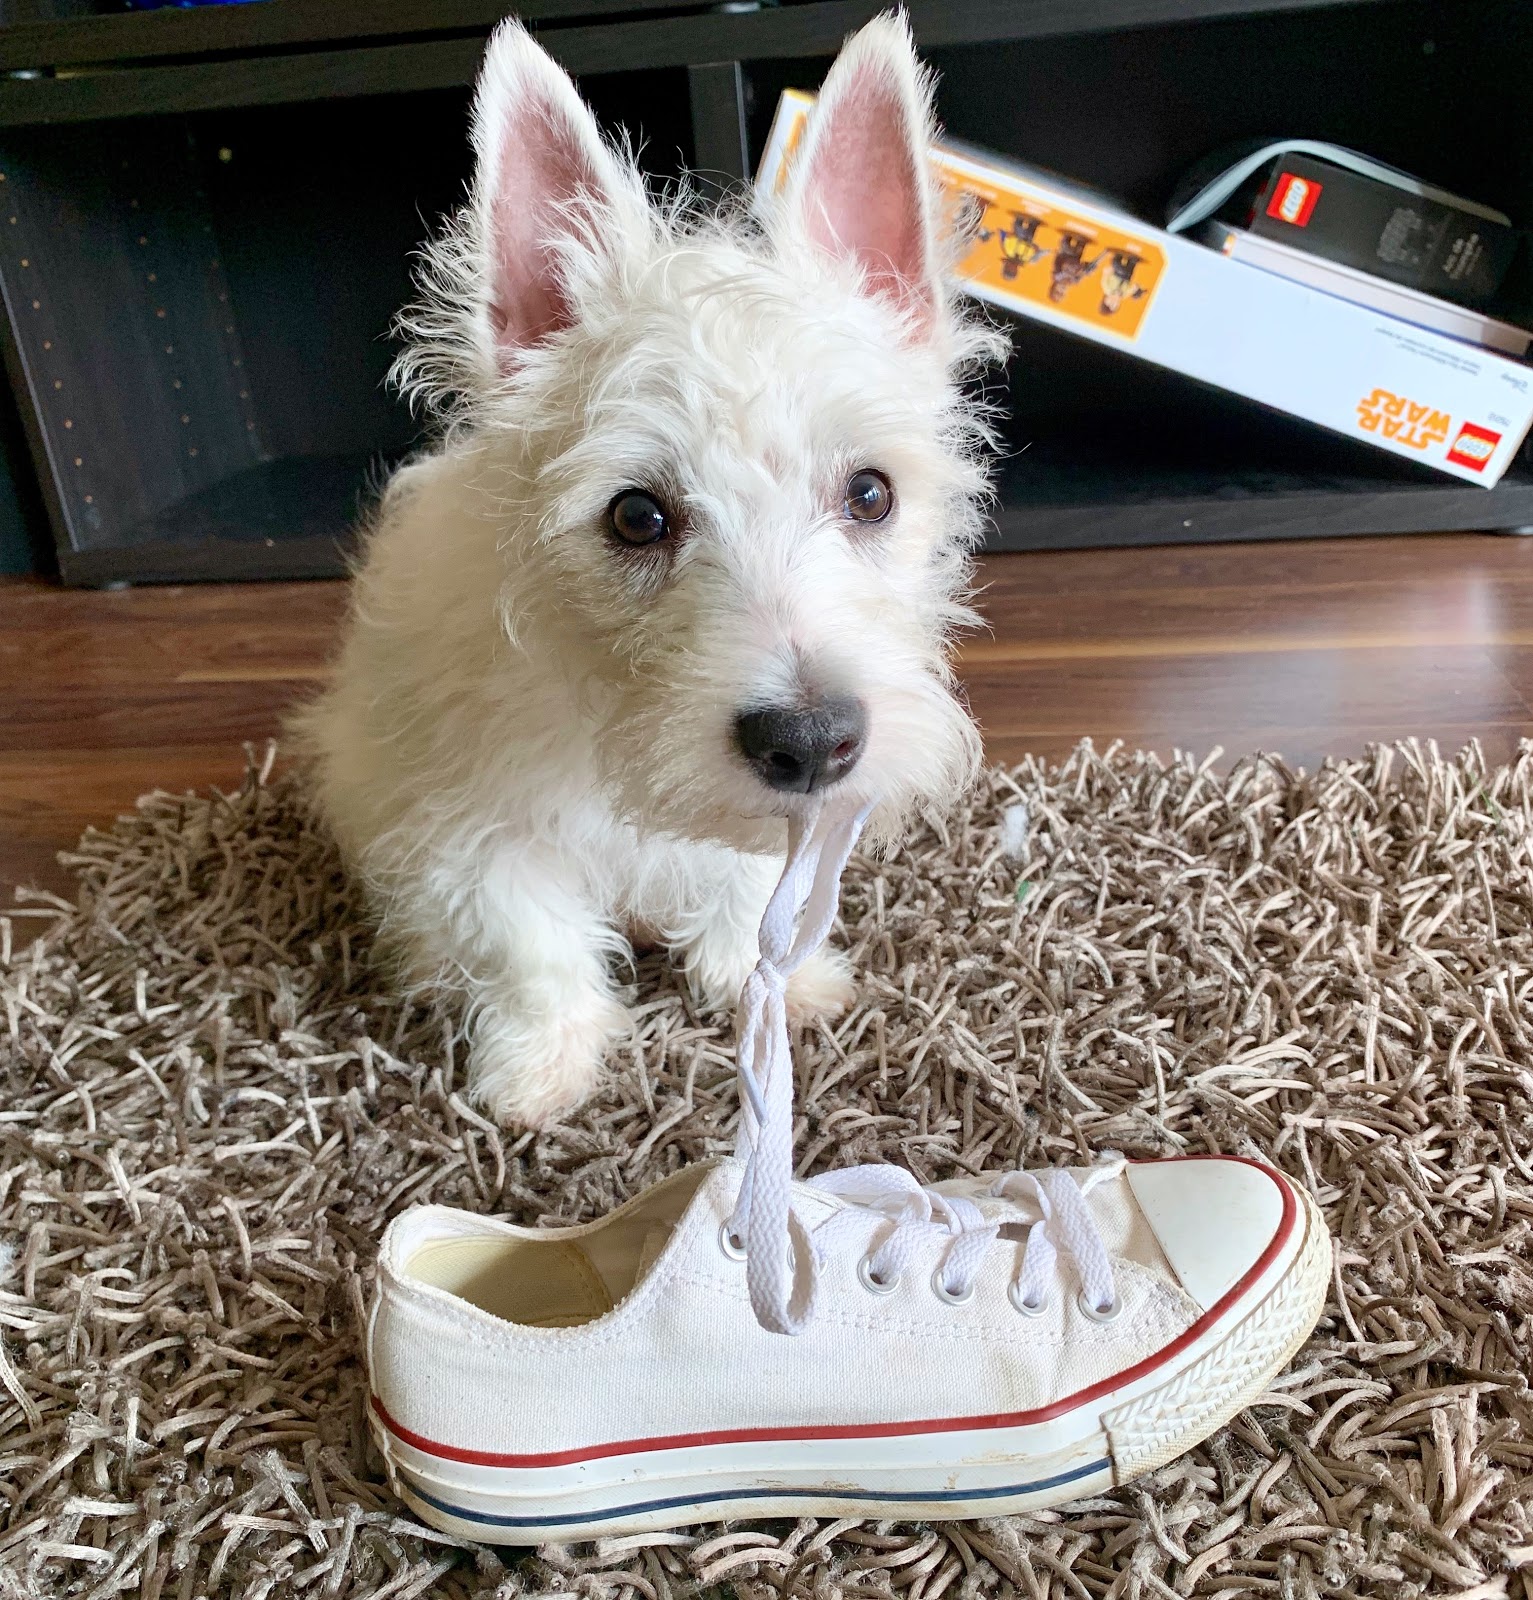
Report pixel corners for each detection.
[783,13,944,338]
[469,21,634,366]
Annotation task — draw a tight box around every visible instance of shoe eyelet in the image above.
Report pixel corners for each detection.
[930,1269,975,1307]
[1078,1288,1122,1323]
[718,1222,746,1262]
[858,1255,900,1296]
[1008,1281,1048,1318]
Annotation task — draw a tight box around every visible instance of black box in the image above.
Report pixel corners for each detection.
[1247,153,1519,308]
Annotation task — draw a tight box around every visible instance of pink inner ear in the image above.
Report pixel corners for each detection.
[487,97,602,359]
[801,73,934,323]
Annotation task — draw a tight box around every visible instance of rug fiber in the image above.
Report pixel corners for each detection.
[2,741,1532,1598]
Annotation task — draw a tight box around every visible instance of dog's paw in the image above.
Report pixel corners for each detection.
[785,945,856,1026]
[468,992,631,1130]
[678,939,758,1017]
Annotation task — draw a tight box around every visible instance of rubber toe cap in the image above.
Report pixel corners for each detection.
[1127,1158,1290,1313]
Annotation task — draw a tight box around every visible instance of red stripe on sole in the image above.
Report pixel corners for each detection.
[373,1156,1300,1469]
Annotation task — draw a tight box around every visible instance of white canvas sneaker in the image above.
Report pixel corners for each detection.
[365,804,1332,1540]
[367,1152,1328,1540]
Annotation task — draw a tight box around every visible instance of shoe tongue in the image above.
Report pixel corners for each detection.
[925,1161,1130,1236]
[944,1193,1039,1227]
[636,1224,671,1279]
[785,1183,852,1228]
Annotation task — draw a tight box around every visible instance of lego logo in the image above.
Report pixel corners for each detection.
[1266,173,1322,227]
[1446,422,1502,471]
[1278,179,1310,221]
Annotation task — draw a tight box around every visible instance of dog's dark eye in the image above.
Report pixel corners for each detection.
[608,490,670,546]
[844,469,893,524]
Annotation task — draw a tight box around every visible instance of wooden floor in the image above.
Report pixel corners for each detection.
[5,532,1533,901]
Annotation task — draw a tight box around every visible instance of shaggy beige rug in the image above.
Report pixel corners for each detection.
[2,741,1531,1600]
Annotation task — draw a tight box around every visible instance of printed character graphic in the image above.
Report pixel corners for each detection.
[955,191,991,248]
[1098,250,1148,316]
[997,214,1047,279]
[1048,231,1100,302]
[970,203,1050,279]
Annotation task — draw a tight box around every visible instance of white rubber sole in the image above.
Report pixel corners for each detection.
[372,1184,1330,1542]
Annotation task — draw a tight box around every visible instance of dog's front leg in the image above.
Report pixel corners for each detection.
[455,850,631,1129]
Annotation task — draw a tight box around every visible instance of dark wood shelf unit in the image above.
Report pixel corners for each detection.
[56,455,372,584]
[0,0,1525,584]
[0,0,1399,127]
[0,0,1385,76]
[991,448,1533,552]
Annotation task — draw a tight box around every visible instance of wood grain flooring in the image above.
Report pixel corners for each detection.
[5,532,1533,901]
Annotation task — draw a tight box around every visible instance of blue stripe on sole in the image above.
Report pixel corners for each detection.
[406,1456,1112,1532]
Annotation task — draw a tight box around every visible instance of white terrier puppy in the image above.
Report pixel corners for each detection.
[296,12,1005,1127]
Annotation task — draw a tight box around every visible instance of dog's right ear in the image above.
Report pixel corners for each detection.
[467,21,635,369]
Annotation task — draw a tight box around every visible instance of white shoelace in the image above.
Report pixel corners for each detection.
[727,801,1122,1335]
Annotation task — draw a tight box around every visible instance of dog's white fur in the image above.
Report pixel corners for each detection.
[294,13,1006,1127]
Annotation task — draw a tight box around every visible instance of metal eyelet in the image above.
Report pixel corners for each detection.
[858,1255,900,1296]
[718,1222,746,1261]
[1008,1280,1048,1318]
[1078,1288,1122,1323]
[930,1269,976,1307]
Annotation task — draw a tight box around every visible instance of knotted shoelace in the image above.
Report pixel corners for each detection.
[728,801,1122,1335]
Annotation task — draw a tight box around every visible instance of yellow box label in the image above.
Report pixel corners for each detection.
[765,94,1164,339]
[951,185,1163,339]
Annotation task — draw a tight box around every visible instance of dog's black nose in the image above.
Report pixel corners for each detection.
[733,697,868,794]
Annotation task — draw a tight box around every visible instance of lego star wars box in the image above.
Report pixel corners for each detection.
[757,90,1533,486]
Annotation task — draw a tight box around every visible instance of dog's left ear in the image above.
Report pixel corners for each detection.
[782,12,944,340]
